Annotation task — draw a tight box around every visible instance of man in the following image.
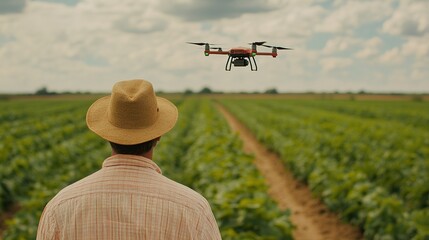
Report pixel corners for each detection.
[37,79,221,239]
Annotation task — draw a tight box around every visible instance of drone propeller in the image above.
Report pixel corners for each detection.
[186,42,208,46]
[249,41,266,46]
[187,42,206,46]
[262,44,293,50]
[210,47,223,51]
[187,42,219,46]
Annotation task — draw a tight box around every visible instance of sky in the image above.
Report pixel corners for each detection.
[0,0,428,94]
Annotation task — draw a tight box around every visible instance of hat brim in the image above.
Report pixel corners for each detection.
[86,96,178,145]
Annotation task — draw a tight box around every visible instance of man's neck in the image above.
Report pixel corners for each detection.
[142,151,153,160]
[111,150,153,160]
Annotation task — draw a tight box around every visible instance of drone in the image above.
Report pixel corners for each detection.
[187,41,292,71]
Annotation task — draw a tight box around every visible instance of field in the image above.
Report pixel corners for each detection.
[0,95,428,240]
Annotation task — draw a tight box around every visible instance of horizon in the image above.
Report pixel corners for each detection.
[2,86,429,96]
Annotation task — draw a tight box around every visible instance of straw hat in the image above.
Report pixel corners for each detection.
[86,79,178,145]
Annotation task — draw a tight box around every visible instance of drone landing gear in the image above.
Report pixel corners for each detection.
[225,56,258,71]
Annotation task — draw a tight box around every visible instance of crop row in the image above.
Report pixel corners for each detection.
[272,99,429,130]
[221,99,429,240]
[0,99,90,123]
[0,107,87,142]
[155,99,293,240]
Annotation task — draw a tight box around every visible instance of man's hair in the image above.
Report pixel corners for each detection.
[109,139,158,155]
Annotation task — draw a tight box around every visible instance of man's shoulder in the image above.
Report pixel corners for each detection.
[44,170,102,208]
[157,174,211,211]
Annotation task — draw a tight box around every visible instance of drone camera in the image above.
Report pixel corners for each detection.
[233,58,248,67]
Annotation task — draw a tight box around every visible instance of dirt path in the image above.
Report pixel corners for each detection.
[217,104,363,240]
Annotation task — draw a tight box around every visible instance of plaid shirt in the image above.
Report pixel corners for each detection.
[37,154,221,239]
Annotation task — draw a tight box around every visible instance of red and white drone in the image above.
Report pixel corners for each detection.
[187,41,292,71]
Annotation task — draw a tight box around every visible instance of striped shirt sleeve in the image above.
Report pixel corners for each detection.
[37,205,59,240]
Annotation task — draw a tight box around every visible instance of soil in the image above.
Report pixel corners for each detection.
[217,104,363,240]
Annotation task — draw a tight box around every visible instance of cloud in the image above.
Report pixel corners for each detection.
[114,12,167,34]
[402,37,429,58]
[32,0,80,7]
[159,0,279,21]
[321,57,353,72]
[377,36,428,65]
[410,60,429,81]
[204,1,325,45]
[322,36,359,54]
[355,37,382,59]
[318,1,392,33]
[379,47,402,64]
[0,0,26,14]
[382,1,429,37]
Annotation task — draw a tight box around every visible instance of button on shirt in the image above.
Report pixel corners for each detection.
[37,154,222,240]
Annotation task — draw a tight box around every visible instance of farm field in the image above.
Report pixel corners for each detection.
[1,95,428,239]
[221,98,429,240]
[0,97,292,240]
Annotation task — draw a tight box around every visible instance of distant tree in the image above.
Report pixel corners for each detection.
[35,87,50,95]
[184,89,193,95]
[199,87,213,94]
[0,95,9,101]
[264,88,278,94]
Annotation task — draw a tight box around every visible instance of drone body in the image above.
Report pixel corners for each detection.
[187,41,292,71]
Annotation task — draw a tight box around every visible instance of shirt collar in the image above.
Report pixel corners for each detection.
[102,154,162,174]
